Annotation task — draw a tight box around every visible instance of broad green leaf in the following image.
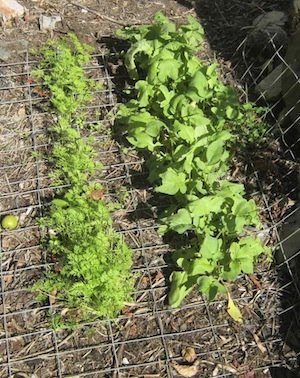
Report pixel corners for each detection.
[188,196,224,217]
[226,105,238,120]
[168,271,193,308]
[206,63,218,77]
[222,260,240,281]
[187,258,215,276]
[169,94,188,115]
[153,11,176,33]
[206,140,224,165]
[52,199,69,208]
[146,120,165,137]
[240,258,253,274]
[158,59,181,82]
[227,292,243,323]
[135,80,154,107]
[197,276,226,301]
[178,124,195,144]
[186,56,201,76]
[168,208,192,234]
[156,168,187,195]
[189,71,208,98]
[183,150,194,174]
[200,235,222,260]
[125,40,153,79]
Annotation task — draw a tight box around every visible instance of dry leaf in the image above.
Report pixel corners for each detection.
[152,271,164,284]
[3,274,13,287]
[8,318,23,333]
[248,274,262,290]
[89,189,104,201]
[253,333,267,354]
[61,308,81,321]
[171,360,200,377]
[227,292,243,323]
[60,308,70,317]
[182,347,197,363]
[49,288,57,306]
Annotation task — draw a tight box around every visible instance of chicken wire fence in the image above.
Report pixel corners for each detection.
[0,36,299,378]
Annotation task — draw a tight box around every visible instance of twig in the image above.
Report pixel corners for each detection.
[70,2,131,26]
[112,321,132,378]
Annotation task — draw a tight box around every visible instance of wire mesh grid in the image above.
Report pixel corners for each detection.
[0,38,299,378]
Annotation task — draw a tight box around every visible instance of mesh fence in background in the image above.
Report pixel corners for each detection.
[0,40,299,378]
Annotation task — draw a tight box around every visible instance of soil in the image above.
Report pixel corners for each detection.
[1,1,300,378]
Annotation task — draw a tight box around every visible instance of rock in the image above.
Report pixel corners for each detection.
[252,11,288,29]
[247,11,288,61]
[281,28,300,132]
[277,205,300,265]
[39,15,61,31]
[255,63,284,101]
[0,0,26,21]
[0,39,28,61]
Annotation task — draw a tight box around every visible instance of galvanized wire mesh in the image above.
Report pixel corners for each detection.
[0,39,299,378]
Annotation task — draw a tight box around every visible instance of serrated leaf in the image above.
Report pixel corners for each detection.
[227,292,243,323]
[158,59,181,82]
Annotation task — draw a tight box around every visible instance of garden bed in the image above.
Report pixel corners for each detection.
[0,1,299,377]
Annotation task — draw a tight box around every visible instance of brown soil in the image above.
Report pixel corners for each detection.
[1,1,300,378]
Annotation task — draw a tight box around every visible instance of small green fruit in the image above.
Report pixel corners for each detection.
[1,215,18,230]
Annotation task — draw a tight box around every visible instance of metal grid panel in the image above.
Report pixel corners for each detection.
[0,43,299,378]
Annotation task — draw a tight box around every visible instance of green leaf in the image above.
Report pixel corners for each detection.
[200,235,222,261]
[197,276,226,301]
[168,208,192,234]
[187,258,215,276]
[146,119,165,137]
[178,124,195,144]
[157,59,181,82]
[125,40,153,79]
[189,71,208,98]
[206,140,224,165]
[156,168,187,195]
[168,271,193,308]
[135,80,154,107]
[226,106,238,120]
[188,196,224,217]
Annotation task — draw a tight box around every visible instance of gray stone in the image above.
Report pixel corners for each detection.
[255,63,284,101]
[277,205,300,265]
[281,29,300,131]
[39,15,61,31]
[252,11,288,29]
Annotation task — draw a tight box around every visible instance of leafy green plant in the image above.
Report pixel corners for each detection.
[32,34,133,325]
[116,13,270,312]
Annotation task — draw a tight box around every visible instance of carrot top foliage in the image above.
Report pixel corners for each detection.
[32,34,133,327]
